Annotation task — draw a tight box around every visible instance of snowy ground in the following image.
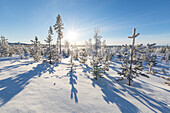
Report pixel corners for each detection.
[0,56,169,113]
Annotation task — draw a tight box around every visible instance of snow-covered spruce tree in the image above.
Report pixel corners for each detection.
[79,48,87,64]
[90,56,104,80]
[100,45,111,73]
[90,28,108,80]
[45,26,53,64]
[52,44,61,62]
[53,14,64,54]
[0,35,10,57]
[101,53,110,73]
[94,28,102,56]
[147,55,157,74]
[31,36,41,62]
[117,45,130,80]
[118,28,149,86]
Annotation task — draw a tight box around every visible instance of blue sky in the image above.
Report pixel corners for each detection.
[0,0,170,45]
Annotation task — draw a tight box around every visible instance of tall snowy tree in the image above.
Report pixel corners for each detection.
[118,28,149,85]
[53,14,64,54]
[127,28,140,85]
[31,36,41,62]
[45,26,53,64]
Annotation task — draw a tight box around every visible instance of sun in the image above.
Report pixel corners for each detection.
[65,30,79,42]
[68,31,78,39]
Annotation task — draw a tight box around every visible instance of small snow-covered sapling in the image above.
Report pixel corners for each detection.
[90,57,103,80]
[31,36,42,62]
[79,48,87,64]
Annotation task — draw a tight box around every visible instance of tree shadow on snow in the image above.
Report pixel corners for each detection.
[0,61,33,73]
[108,61,122,74]
[109,65,121,73]
[81,64,92,74]
[137,79,170,92]
[67,71,78,103]
[104,73,170,113]
[0,57,20,62]
[91,77,140,113]
[0,62,58,107]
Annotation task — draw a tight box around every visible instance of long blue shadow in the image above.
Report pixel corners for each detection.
[67,71,78,103]
[0,61,33,72]
[104,73,170,113]
[0,62,58,107]
[91,77,140,113]
[0,57,19,62]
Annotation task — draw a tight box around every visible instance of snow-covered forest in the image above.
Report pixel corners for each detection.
[0,13,169,113]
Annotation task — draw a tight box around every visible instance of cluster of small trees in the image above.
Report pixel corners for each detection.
[31,14,64,64]
[0,35,30,58]
[88,28,111,80]
[0,14,64,64]
[44,14,64,64]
